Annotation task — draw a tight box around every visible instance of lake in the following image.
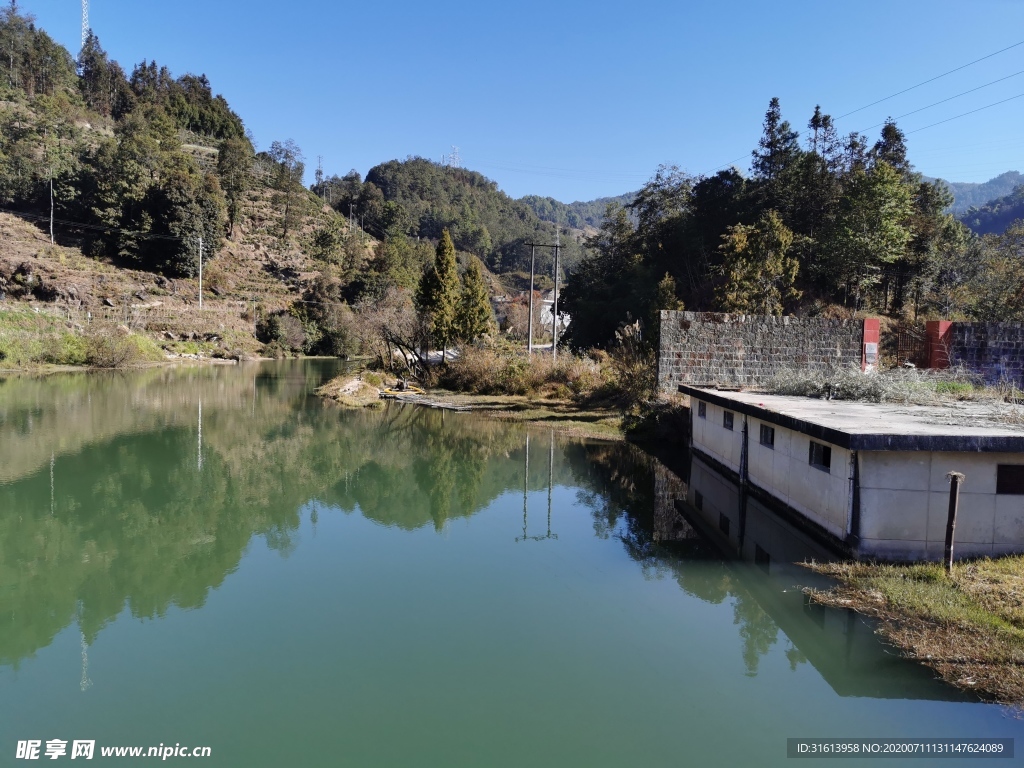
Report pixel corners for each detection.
[0,360,1019,766]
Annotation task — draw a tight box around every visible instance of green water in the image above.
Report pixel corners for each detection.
[0,360,1019,767]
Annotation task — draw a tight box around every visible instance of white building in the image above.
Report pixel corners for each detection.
[681,386,1024,561]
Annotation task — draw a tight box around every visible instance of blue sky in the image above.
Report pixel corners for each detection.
[20,0,1024,202]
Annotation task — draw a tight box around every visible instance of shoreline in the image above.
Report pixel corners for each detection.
[316,373,628,441]
[802,559,1024,706]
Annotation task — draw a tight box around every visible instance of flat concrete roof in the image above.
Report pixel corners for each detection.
[680,385,1024,452]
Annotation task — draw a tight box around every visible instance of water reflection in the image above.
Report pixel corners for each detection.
[662,454,971,701]
[0,361,966,707]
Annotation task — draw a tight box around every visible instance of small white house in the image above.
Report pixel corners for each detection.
[681,386,1024,561]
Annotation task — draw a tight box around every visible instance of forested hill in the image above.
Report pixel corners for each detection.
[925,171,1023,215]
[519,193,636,230]
[318,158,586,277]
[959,184,1024,236]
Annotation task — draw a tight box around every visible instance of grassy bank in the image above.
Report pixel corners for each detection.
[804,557,1024,705]
[0,306,164,370]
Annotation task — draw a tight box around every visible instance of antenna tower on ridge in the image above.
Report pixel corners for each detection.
[81,0,89,50]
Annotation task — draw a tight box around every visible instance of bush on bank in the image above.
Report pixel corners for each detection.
[0,307,164,369]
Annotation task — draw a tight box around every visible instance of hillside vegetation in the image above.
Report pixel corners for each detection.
[0,5,380,362]
[520,193,635,230]
[560,102,1024,350]
[316,157,588,279]
[959,184,1024,236]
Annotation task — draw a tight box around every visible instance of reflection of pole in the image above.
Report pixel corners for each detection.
[547,431,554,538]
[197,400,203,472]
[80,630,92,692]
[528,245,536,355]
[50,451,55,516]
[521,433,530,540]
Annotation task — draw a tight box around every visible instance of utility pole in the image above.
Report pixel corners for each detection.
[552,227,560,362]
[527,244,536,355]
[525,242,560,357]
[198,236,203,310]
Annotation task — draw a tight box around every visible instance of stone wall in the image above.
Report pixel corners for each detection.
[948,323,1024,385]
[658,311,865,392]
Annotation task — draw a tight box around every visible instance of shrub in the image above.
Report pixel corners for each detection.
[40,332,89,365]
[257,312,306,352]
[84,330,163,368]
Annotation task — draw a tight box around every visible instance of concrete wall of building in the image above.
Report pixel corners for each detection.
[944,323,1024,385]
[745,417,852,540]
[691,395,853,540]
[691,399,744,473]
[658,311,865,391]
[858,451,1024,561]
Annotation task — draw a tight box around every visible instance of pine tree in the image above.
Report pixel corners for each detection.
[870,120,910,176]
[751,98,802,220]
[416,229,460,360]
[456,256,493,342]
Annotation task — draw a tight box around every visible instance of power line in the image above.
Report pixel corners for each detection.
[906,91,1024,134]
[698,40,1024,178]
[857,69,1024,133]
[836,38,1024,119]
[0,207,185,241]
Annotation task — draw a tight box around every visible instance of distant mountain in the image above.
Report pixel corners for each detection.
[959,184,1024,236]
[519,193,635,230]
[924,171,1023,215]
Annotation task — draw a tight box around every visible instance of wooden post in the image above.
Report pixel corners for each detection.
[944,471,964,574]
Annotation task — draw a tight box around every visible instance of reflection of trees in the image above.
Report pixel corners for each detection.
[733,591,779,676]
[0,363,582,667]
[1,362,786,679]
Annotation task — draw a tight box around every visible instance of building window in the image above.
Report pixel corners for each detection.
[997,465,1024,494]
[759,424,775,448]
[723,411,734,431]
[697,401,706,419]
[808,441,831,472]
[694,490,703,511]
[718,513,730,535]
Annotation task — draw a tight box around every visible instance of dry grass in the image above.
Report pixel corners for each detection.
[805,557,1024,704]
[316,374,386,409]
[439,346,611,398]
[766,365,984,405]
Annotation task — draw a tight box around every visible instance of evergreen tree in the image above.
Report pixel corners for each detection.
[751,98,801,218]
[416,229,460,360]
[456,256,494,342]
[717,210,800,315]
[77,32,132,118]
[871,120,910,176]
[217,135,253,237]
